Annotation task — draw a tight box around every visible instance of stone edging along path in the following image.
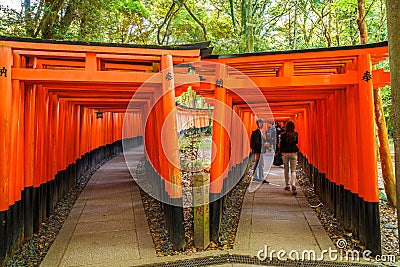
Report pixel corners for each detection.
[5,157,112,267]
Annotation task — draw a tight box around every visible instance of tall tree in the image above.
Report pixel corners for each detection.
[33,0,65,38]
[23,0,35,36]
[357,0,396,207]
[156,0,207,45]
[386,0,400,251]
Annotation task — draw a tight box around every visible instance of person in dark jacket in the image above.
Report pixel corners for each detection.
[275,122,282,150]
[265,122,276,152]
[250,119,268,183]
[280,121,299,194]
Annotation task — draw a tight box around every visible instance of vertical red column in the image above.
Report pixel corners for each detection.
[57,99,65,171]
[43,91,50,182]
[224,94,232,181]
[80,107,86,157]
[0,46,12,211]
[34,85,44,187]
[46,92,54,180]
[24,85,36,189]
[326,95,334,183]
[160,55,181,198]
[16,78,25,199]
[50,94,59,178]
[357,54,378,202]
[308,102,316,167]
[86,108,92,154]
[332,93,339,185]
[303,109,309,158]
[334,91,343,187]
[210,64,228,194]
[357,53,380,253]
[242,111,251,160]
[337,89,348,222]
[232,106,240,167]
[75,105,81,160]
[315,101,322,173]
[152,89,167,190]
[307,104,314,163]
[321,100,328,174]
[159,57,185,250]
[315,101,322,170]
[346,86,359,196]
[340,89,350,190]
[9,52,22,203]
[84,107,91,165]
[64,102,71,166]
[154,96,166,191]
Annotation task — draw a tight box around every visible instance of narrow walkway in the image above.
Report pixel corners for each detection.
[233,164,334,257]
[41,146,157,266]
[41,148,334,266]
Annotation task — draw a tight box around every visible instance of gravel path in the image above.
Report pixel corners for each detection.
[137,155,253,256]
[5,157,113,267]
[377,159,399,257]
[296,169,368,254]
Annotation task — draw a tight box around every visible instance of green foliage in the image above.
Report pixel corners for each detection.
[0,0,389,50]
[169,9,203,43]
[379,190,387,201]
[177,87,210,109]
[0,6,25,36]
[0,0,151,42]
[179,127,212,172]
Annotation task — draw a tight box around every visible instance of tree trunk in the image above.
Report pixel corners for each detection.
[180,0,207,41]
[386,0,400,252]
[357,0,368,44]
[245,0,253,52]
[229,0,236,29]
[293,5,297,49]
[34,0,66,39]
[374,89,396,206]
[24,0,35,36]
[59,1,78,36]
[358,0,396,206]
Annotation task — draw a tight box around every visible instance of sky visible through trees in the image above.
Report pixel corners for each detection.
[2,0,21,10]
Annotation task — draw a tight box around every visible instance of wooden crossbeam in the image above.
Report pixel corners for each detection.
[2,41,203,57]
[12,68,200,86]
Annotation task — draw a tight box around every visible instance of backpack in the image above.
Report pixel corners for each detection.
[273,149,283,166]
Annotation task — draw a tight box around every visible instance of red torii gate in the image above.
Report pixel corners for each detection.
[0,37,390,262]
[200,43,390,254]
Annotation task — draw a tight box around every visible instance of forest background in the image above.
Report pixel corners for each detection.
[2,0,400,252]
[0,0,393,135]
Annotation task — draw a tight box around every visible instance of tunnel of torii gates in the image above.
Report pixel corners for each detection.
[0,36,392,262]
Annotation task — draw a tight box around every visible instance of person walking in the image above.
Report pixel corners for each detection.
[250,119,269,183]
[265,122,276,152]
[272,122,283,166]
[280,121,299,195]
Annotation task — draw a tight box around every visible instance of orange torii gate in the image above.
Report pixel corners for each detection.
[0,37,390,263]
[200,43,390,254]
[0,37,209,260]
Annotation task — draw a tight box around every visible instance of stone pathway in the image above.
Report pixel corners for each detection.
[233,165,334,259]
[41,147,156,266]
[41,148,336,266]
